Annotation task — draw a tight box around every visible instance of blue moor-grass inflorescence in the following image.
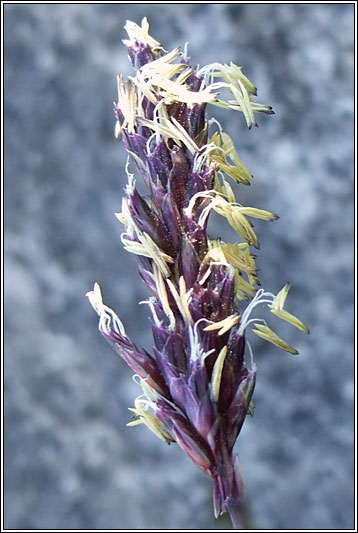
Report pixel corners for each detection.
[87,18,309,528]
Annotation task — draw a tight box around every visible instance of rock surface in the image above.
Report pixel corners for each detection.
[4,4,354,529]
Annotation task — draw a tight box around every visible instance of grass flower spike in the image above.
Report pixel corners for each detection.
[87,17,308,528]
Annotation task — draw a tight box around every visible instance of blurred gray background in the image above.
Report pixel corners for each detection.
[4,3,354,530]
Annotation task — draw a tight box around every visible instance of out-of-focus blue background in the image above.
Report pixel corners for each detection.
[4,3,354,530]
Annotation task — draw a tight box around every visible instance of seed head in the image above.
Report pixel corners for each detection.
[87,18,308,527]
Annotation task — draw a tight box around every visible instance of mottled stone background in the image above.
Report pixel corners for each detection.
[4,3,354,530]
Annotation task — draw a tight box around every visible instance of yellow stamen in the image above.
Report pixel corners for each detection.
[123,17,162,51]
[166,276,193,324]
[86,283,125,336]
[220,243,257,275]
[137,115,199,154]
[116,76,137,134]
[127,398,172,443]
[271,308,310,334]
[211,346,227,402]
[121,232,174,278]
[204,314,240,336]
[271,283,291,310]
[238,207,278,221]
[127,375,172,443]
[252,323,298,355]
[224,208,259,248]
[234,271,257,300]
[210,131,252,185]
[269,283,309,333]
[153,264,176,329]
[198,61,272,128]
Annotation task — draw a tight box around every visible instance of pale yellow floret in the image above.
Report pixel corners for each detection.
[197,62,272,128]
[214,174,237,203]
[221,179,237,203]
[86,282,125,336]
[229,78,256,129]
[131,53,218,108]
[141,232,174,272]
[234,270,257,300]
[206,240,256,277]
[210,131,252,185]
[224,207,259,248]
[145,46,182,68]
[121,231,174,278]
[206,239,228,265]
[115,194,174,277]
[138,47,184,78]
[193,142,219,173]
[153,264,176,329]
[191,191,273,248]
[209,88,255,128]
[211,346,227,402]
[116,76,137,135]
[236,286,307,354]
[127,375,172,443]
[197,193,229,224]
[205,240,258,300]
[237,207,278,221]
[215,160,252,185]
[123,17,162,51]
[170,116,200,154]
[252,323,299,355]
[271,282,291,310]
[121,236,151,257]
[271,308,310,334]
[127,398,172,443]
[241,246,259,285]
[115,198,130,226]
[129,72,158,105]
[158,80,217,106]
[199,61,257,96]
[127,42,219,108]
[137,115,199,155]
[86,282,106,319]
[166,276,193,324]
[204,314,240,336]
[198,264,213,286]
[213,173,224,196]
[114,120,121,139]
[269,283,310,333]
[175,67,193,86]
[213,196,277,248]
[135,374,158,402]
[220,243,257,277]
[188,321,216,364]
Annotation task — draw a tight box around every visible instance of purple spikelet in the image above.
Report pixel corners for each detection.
[87,17,309,528]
